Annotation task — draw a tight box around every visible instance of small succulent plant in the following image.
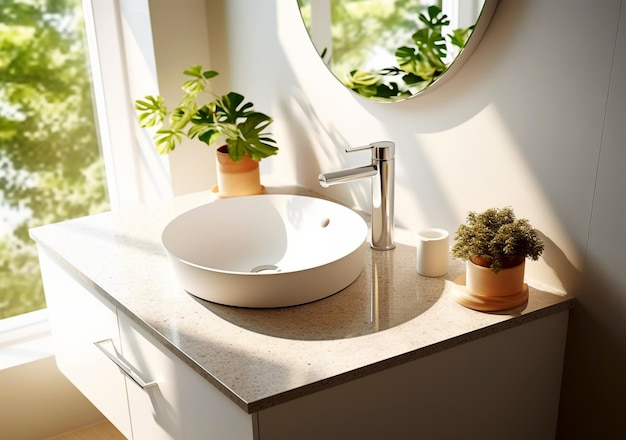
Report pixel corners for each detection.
[451,207,544,273]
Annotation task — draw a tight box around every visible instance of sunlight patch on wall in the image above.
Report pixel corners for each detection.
[416,106,581,294]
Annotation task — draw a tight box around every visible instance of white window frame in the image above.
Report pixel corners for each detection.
[83,0,216,205]
[82,0,172,210]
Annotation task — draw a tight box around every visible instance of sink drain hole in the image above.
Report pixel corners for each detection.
[250,264,282,274]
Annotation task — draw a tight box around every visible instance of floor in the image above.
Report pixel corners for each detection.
[48,421,125,440]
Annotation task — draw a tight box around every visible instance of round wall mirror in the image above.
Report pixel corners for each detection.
[297,0,499,102]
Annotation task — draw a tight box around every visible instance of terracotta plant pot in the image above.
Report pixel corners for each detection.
[215,145,264,197]
[466,258,525,297]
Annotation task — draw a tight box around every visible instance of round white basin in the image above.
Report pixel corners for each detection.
[161,194,368,307]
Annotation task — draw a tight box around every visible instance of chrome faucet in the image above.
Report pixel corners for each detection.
[318,141,395,250]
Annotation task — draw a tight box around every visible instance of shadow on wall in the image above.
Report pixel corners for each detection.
[280,88,373,212]
[535,230,581,295]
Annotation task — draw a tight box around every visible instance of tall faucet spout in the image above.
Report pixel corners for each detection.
[318,141,395,251]
[318,165,377,188]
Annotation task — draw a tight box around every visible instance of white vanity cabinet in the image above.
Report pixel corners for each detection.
[38,246,133,439]
[38,246,255,440]
[118,313,254,439]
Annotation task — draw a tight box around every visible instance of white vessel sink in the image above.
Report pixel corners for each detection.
[162,194,368,308]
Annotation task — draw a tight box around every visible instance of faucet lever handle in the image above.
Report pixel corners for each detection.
[345,141,395,160]
[344,144,373,153]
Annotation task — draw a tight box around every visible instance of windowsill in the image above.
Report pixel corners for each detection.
[0,309,54,370]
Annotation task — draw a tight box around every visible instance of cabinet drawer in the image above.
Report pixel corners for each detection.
[38,248,133,439]
[118,313,254,440]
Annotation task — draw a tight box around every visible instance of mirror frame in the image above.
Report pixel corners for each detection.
[421,0,499,99]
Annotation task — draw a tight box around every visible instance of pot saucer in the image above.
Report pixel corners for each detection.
[210,185,266,198]
[452,273,529,312]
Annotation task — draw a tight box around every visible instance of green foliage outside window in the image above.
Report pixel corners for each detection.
[0,0,109,319]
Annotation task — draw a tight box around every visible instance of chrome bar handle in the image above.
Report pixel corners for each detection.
[94,339,157,390]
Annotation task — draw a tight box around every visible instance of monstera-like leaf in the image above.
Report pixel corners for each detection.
[226,112,278,162]
[134,66,278,162]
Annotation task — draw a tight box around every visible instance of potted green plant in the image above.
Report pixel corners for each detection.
[134,65,278,197]
[451,207,544,311]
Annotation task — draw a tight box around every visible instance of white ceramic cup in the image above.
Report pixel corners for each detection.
[416,228,450,277]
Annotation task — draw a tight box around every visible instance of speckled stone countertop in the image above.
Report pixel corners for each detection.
[30,186,574,414]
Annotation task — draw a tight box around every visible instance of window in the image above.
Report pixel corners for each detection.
[0,0,109,320]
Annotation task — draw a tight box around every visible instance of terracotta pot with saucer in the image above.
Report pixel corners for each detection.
[454,255,529,312]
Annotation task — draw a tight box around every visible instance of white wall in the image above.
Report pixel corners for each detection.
[202,0,625,437]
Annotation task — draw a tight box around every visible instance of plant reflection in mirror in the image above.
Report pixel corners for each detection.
[345,5,473,100]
